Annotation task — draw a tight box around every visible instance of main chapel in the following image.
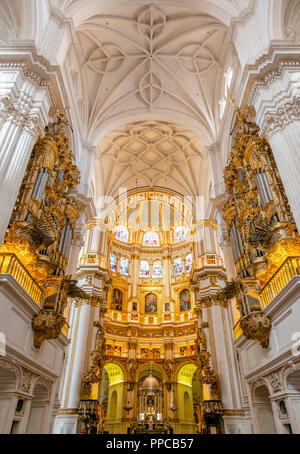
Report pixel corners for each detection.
[0,0,300,435]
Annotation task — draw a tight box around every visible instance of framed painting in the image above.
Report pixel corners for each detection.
[145,293,157,314]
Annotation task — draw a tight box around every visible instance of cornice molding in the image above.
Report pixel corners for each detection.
[262,96,300,137]
[0,46,74,114]
[248,59,300,106]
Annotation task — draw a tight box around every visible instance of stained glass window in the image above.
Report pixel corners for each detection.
[140,260,150,278]
[174,258,183,276]
[119,257,129,275]
[114,225,128,243]
[143,231,159,247]
[185,253,193,273]
[152,260,162,278]
[110,252,117,272]
[174,226,188,243]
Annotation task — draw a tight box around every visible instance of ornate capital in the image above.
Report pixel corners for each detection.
[262,97,300,137]
[249,59,300,137]
[0,94,40,137]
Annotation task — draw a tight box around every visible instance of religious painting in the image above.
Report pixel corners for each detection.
[132,302,138,312]
[190,344,196,356]
[145,293,157,314]
[141,348,149,358]
[180,289,191,311]
[114,345,122,356]
[164,302,170,312]
[180,346,187,356]
[152,348,160,359]
[106,344,113,355]
[111,289,123,311]
[147,395,155,407]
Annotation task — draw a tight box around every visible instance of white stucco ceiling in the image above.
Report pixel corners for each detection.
[59,1,251,145]
[93,120,209,202]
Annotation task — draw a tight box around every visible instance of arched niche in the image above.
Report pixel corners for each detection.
[0,366,18,433]
[102,363,125,434]
[252,383,276,434]
[177,364,202,434]
[137,364,164,423]
[26,383,49,434]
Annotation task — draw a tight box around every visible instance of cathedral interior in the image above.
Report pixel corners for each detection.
[0,0,300,435]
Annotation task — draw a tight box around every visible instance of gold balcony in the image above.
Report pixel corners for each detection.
[234,257,300,341]
[259,256,300,309]
[0,253,42,305]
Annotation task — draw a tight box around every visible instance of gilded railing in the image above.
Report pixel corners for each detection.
[234,257,300,339]
[193,256,225,270]
[0,253,42,305]
[79,255,108,268]
[259,256,300,309]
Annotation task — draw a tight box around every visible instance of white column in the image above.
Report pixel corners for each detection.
[206,143,226,199]
[202,301,244,412]
[97,221,108,258]
[77,144,96,198]
[0,68,51,245]
[90,224,101,253]
[66,229,85,277]
[253,64,300,231]
[63,302,93,409]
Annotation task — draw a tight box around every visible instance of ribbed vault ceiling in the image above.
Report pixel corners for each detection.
[94,120,208,200]
[55,0,249,143]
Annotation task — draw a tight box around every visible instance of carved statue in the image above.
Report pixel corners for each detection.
[196,324,207,354]
[81,367,100,399]
[95,327,106,355]
[127,359,138,381]
[165,360,173,380]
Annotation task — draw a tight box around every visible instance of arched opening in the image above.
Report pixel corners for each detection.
[101,363,124,434]
[184,391,193,420]
[285,369,300,434]
[177,364,202,434]
[26,383,49,434]
[252,384,276,434]
[137,364,164,429]
[109,390,117,421]
[0,366,18,433]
